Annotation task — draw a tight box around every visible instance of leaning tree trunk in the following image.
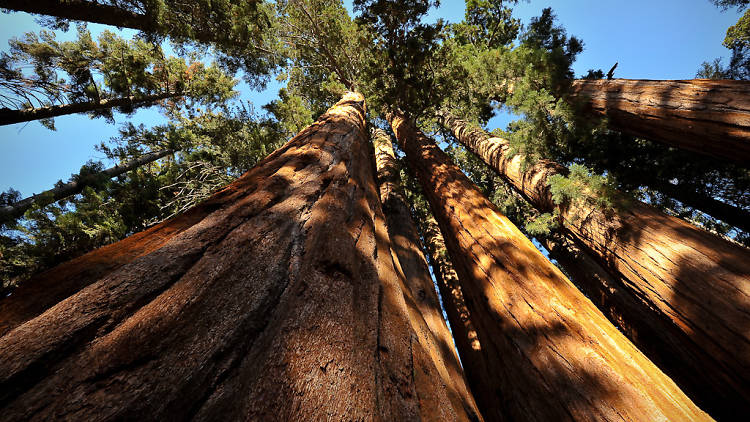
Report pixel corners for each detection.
[0,0,265,51]
[0,93,476,421]
[569,78,750,163]
[0,0,147,29]
[388,110,710,422]
[371,128,482,421]
[438,111,750,421]
[0,92,179,126]
[0,149,174,225]
[643,179,750,234]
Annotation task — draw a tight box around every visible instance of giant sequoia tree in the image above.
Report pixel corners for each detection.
[388,109,709,421]
[2,1,749,420]
[438,111,750,419]
[568,78,750,163]
[0,93,485,421]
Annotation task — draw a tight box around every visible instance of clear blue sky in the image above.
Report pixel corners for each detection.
[0,1,742,197]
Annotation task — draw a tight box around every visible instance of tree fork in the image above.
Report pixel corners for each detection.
[569,78,750,163]
[0,93,474,421]
[389,110,710,421]
[438,110,750,420]
[0,149,174,225]
[0,92,180,126]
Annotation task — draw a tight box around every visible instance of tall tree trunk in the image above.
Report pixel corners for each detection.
[0,93,473,421]
[0,0,148,30]
[419,215,493,419]
[388,110,710,422]
[438,110,750,421]
[0,92,180,126]
[569,78,750,163]
[371,128,482,421]
[540,232,744,420]
[0,149,174,225]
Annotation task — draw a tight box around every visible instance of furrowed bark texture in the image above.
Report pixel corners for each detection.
[0,92,179,126]
[0,93,471,421]
[439,111,750,421]
[541,232,738,415]
[389,110,710,422]
[0,149,174,225]
[542,235,642,340]
[372,128,482,421]
[0,0,150,31]
[569,78,750,163]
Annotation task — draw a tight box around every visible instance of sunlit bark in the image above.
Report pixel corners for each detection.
[418,215,491,417]
[372,128,483,421]
[0,94,474,421]
[439,110,750,420]
[390,109,710,422]
[570,78,750,163]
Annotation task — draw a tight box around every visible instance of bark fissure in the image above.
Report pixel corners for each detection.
[0,93,484,420]
[372,127,482,421]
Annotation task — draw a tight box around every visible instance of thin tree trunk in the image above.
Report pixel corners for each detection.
[0,0,267,51]
[389,110,710,422]
[0,93,473,421]
[419,215,493,419]
[0,0,152,31]
[0,92,179,126]
[569,78,750,163]
[438,110,750,420]
[644,179,750,233]
[372,128,482,421]
[0,149,174,224]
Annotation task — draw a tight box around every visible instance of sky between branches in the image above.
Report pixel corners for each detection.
[0,0,742,197]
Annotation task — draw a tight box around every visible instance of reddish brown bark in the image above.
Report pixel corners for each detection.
[389,110,710,422]
[0,93,474,421]
[569,78,750,163]
[372,128,482,421]
[439,110,750,420]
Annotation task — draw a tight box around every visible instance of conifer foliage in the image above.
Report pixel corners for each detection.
[0,1,749,420]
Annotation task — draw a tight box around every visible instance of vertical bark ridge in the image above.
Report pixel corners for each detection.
[372,127,482,421]
[438,110,750,420]
[0,93,471,421]
[569,78,750,163]
[390,109,711,422]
